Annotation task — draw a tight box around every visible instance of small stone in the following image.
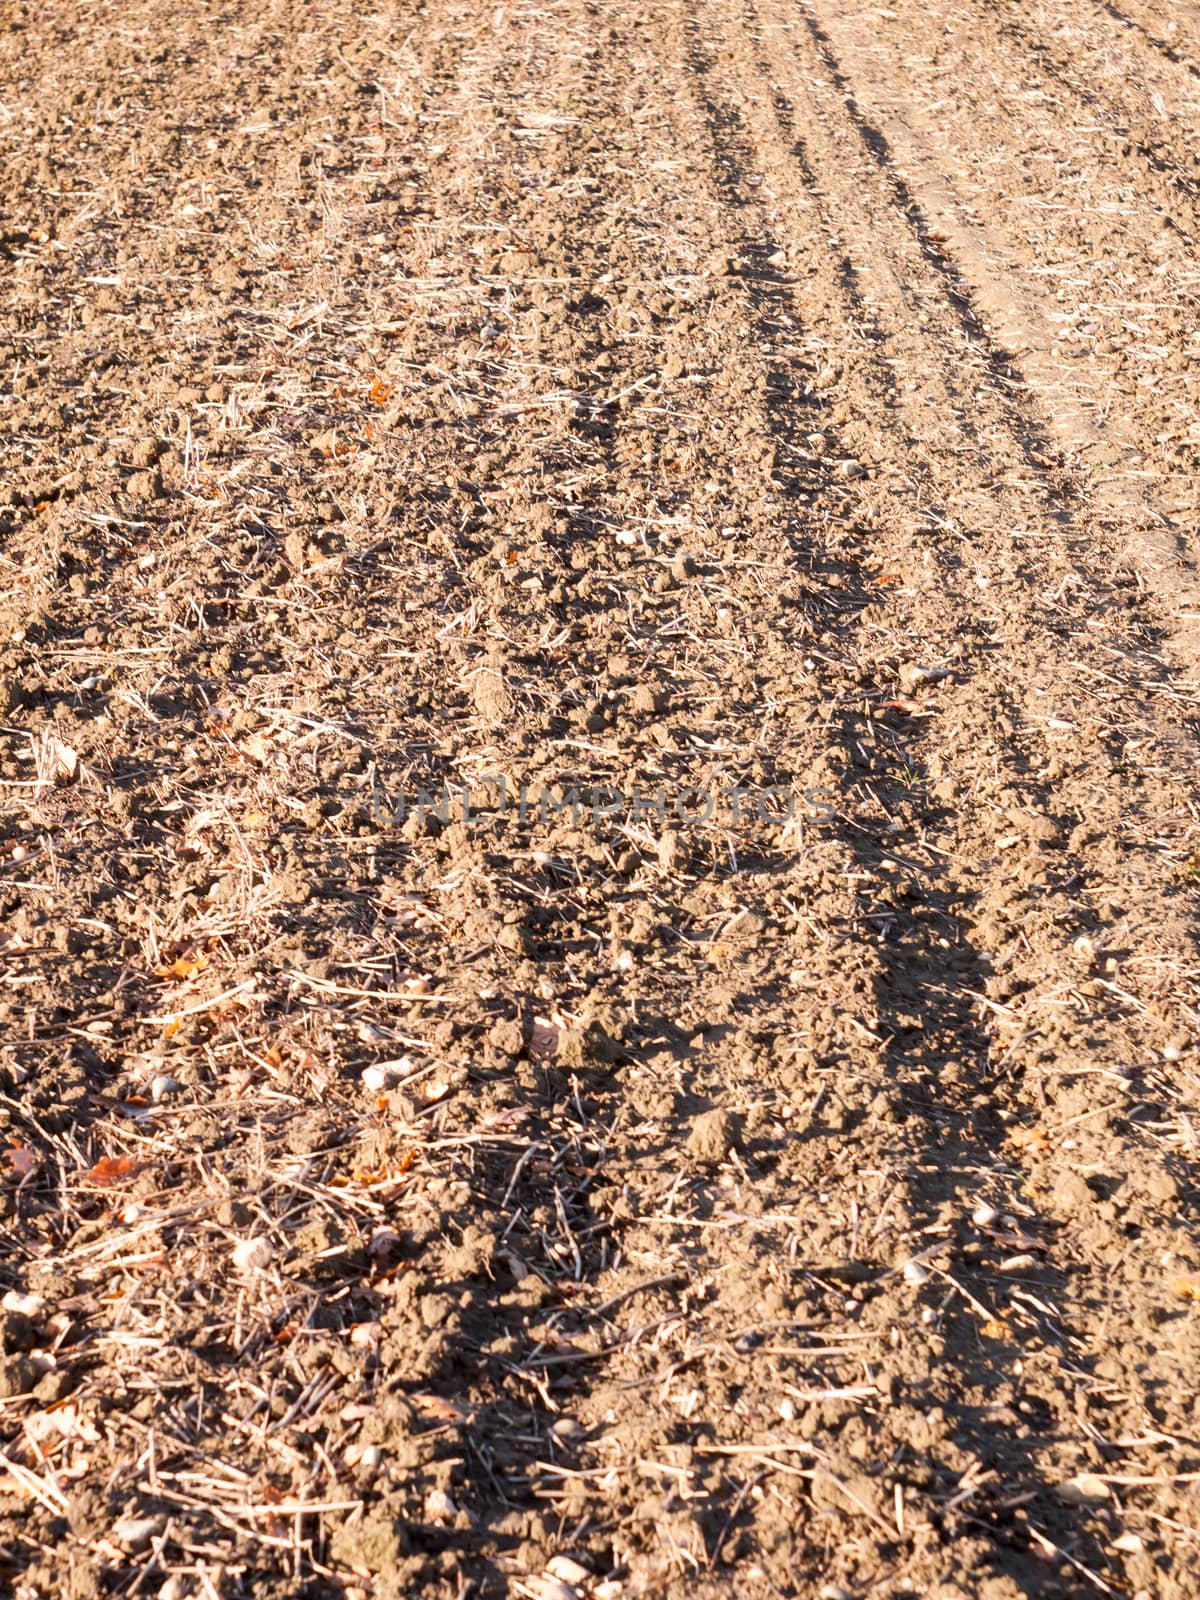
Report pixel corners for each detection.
[836,458,865,479]
[232,1237,274,1273]
[2,1292,43,1317]
[114,1516,163,1551]
[362,1064,399,1093]
[997,1253,1037,1273]
[359,1445,383,1470]
[523,1579,577,1600]
[902,1258,930,1287]
[426,1488,457,1522]
[898,663,950,691]
[149,1074,182,1103]
[546,1556,592,1586]
[1055,1473,1110,1505]
[159,1578,188,1600]
[971,1202,999,1228]
[686,1107,743,1163]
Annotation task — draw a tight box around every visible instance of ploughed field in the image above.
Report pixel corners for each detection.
[3,0,1200,1596]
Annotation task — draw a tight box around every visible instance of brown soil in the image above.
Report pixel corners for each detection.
[2,0,1200,1596]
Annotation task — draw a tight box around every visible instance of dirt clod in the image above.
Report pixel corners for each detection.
[686,1107,743,1162]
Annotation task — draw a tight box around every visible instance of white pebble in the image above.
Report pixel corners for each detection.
[902,1258,930,1287]
[159,1579,188,1600]
[972,1202,999,1228]
[362,1064,398,1093]
[778,1397,797,1422]
[522,1579,576,1600]
[547,1556,592,1586]
[113,1516,162,1550]
[998,1253,1037,1273]
[232,1237,274,1273]
[359,1445,382,1469]
[369,1228,403,1259]
[149,1075,182,1102]
[426,1488,457,1521]
[899,663,950,689]
[2,1291,43,1317]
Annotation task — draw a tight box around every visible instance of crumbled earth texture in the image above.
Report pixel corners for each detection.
[3,0,1200,1596]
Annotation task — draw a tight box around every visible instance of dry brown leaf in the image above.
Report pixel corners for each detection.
[25,1404,101,1445]
[878,695,923,715]
[83,1155,144,1187]
[336,1150,418,1190]
[978,1317,1013,1343]
[156,952,209,982]
[1007,1125,1055,1155]
[239,731,274,765]
[410,1393,471,1423]
[5,1145,38,1178]
[1169,1272,1200,1302]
